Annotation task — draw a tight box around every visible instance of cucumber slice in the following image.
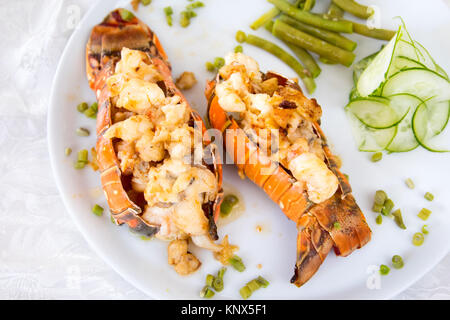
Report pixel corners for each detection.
[427,100,450,136]
[346,97,406,129]
[385,94,423,152]
[381,68,450,102]
[346,111,397,152]
[412,100,450,152]
[388,56,426,78]
[413,40,449,80]
[357,29,401,97]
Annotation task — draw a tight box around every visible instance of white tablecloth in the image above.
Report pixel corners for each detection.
[0,0,448,299]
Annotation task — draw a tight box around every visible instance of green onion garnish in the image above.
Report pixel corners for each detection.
[392,255,404,269]
[412,232,424,246]
[235,30,247,43]
[375,214,382,225]
[234,45,243,53]
[255,276,269,288]
[371,152,382,162]
[205,274,214,287]
[333,222,341,230]
[65,147,72,156]
[220,194,239,217]
[214,57,225,69]
[84,107,97,119]
[246,279,261,292]
[374,190,387,205]
[417,208,431,221]
[392,209,406,230]
[119,9,135,21]
[76,127,90,137]
[77,102,88,113]
[74,161,86,169]
[421,225,429,235]
[200,286,215,298]
[424,192,434,201]
[212,277,224,292]
[205,61,216,72]
[379,264,390,275]
[381,199,394,217]
[92,204,104,217]
[239,285,252,299]
[77,149,88,163]
[217,267,227,279]
[405,178,415,189]
[141,0,152,6]
[229,255,246,272]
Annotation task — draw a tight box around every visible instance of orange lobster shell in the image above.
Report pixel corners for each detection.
[86,10,223,239]
[206,72,371,286]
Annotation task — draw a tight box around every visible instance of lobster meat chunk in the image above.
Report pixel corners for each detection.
[86,9,223,275]
[206,53,371,286]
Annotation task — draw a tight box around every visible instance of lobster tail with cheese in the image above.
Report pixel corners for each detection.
[86,10,223,275]
[206,53,371,286]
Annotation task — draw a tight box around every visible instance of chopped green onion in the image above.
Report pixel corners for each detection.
[375,214,382,225]
[90,102,98,112]
[206,274,214,287]
[392,209,406,230]
[392,255,404,269]
[140,235,152,241]
[212,277,224,292]
[229,255,246,272]
[214,57,225,69]
[422,225,429,235]
[76,127,90,137]
[74,161,86,170]
[217,267,227,279]
[92,204,104,216]
[239,285,252,299]
[412,232,424,246]
[333,222,341,230]
[371,152,382,162]
[84,107,97,118]
[78,149,88,163]
[255,276,269,288]
[141,0,152,6]
[180,11,191,28]
[119,9,134,21]
[424,192,434,201]
[234,45,243,53]
[164,6,173,15]
[379,264,390,275]
[200,286,215,298]
[77,102,88,113]
[205,61,216,72]
[405,178,415,189]
[187,1,204,9]
[110,215,116,224]
[220,194,239,217]
[374,190,387,205]
[372,203,383,213]
[417,208,431,221]
[235,30,247,43]
[65,147,72,156]
[246,279,261,292]
[381,199,394,217]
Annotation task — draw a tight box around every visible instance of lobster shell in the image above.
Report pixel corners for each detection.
[86,10,223,239]
[206,71,371,286]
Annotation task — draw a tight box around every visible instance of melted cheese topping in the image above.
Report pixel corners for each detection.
[215,53,338,204]
[105,48,218,242]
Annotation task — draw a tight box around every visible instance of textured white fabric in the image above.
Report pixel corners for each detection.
[0,0,448,299]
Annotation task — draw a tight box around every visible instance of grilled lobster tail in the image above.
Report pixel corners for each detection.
[206,65,371,286]
[87,10,223,237]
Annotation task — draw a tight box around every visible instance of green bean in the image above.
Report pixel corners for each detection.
[326,16,395,41]
[379,264,390,275]
[200,286,215,298]
[303,0,315,11]
[327,3,344,18]
[405,178,415,189]
[229,255,246,272]
[424,192,434,201]
[392,255,404,269]
[319,57,338,64]
[417,208,431,221]
[272,20,355,67]
[278,15,356,51]
[245,33,316,93]
[412,232,424,246]
[332,0,374,19]
[268,0,353,33]
[250,7,280,30]
[392,209,406,230]
[92,204,104,217]
[286,44,321,78]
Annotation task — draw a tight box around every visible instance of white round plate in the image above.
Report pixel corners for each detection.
[48,0,450,299]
